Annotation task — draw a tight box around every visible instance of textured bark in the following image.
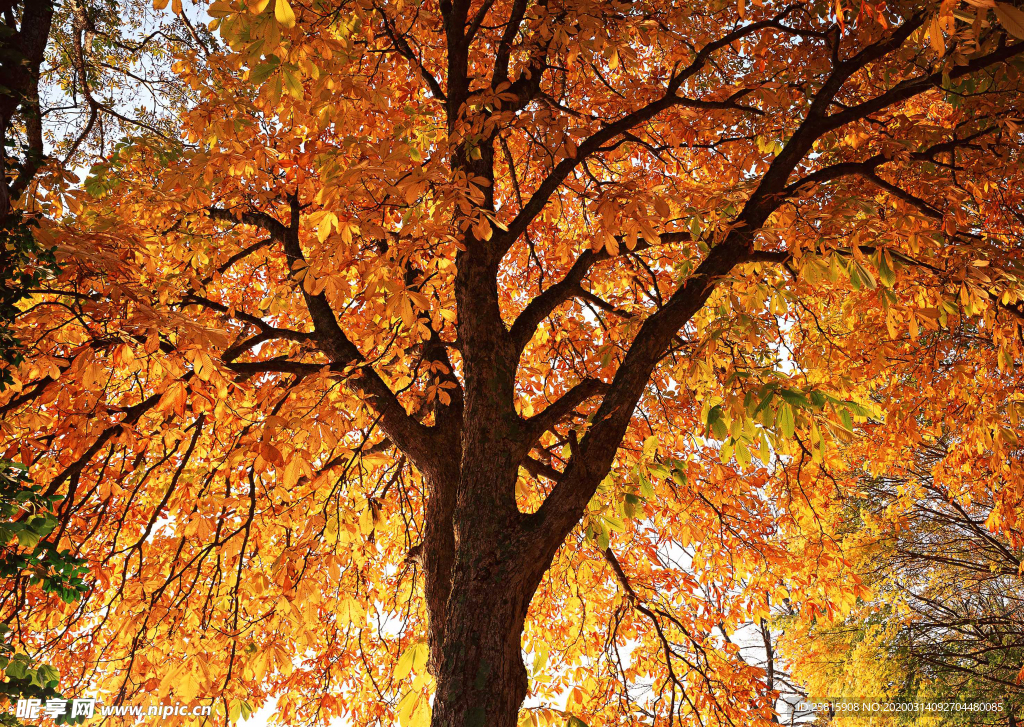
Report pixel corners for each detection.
[415,12,1024,721]
[427,468,555,727]
[0,1,54,222]
[429,528,534,727]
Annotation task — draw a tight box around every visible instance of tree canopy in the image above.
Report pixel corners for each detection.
[2,0,1024,726]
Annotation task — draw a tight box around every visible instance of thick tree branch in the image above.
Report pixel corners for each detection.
[223,359,324,376]
[182,292,313,346]
[520,455,562,483]
[823,39,1024,137]
[0,0,53,217]
[491,0,529,86]
[510,232,690,356]
[207,205,444,473]
[522,377,609,452]
[738,11,928,228]
[497,6,803,253]
[529,237,757,550]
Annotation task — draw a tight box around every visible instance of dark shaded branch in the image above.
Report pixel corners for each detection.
[375,3,447,101]
[520,455,562,483]
[182,292,313,345]
[207,204,445,474]
[497,6,803,252]
[43,377,186,498]
[738,11,928,228]
[529,235,760,554]
[522,378,609,451]
[491,0,529,87]
[510,232,690,356]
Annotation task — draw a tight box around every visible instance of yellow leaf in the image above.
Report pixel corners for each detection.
[283,454,309,486]
[337,597,365,626]
[317,215,334,242]
[275,0,296,27]
[83,362,105,391]
[929,15,945,53]
[157,381,188,417]
[178,669,201,701]
[358,507,375,535]
[472,216,492,241]
[153,0,169,8]
[260,442,283,465]
[604,230,619,256]
[995,2,1024,38]
[395,642,429,680]
[398,691,431,727]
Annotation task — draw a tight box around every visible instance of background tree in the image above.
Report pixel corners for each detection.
[2,0,1024,726]
[782,438,1024,726]
[0,0,205,717]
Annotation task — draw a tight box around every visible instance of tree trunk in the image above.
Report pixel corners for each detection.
[429,561,533,727]
[425,471,550,727]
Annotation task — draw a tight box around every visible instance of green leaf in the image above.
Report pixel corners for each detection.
[249,56,280,85]
[845,401,871,420]
[282,69,304,99]
[776,402,796,438]
[395,642,428,680]
[779,389,808,408]
[638,471,655,499]
[37,664,59,686]
[705,404,728,440]
[603,515,626,533]
[720,438,734,463]
[735,440,751,468]
[876,251,897,287]
[5,658,27,679]
[854,260,877,289]
[15,529,41,549]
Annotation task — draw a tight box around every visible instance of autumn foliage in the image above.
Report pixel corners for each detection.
[2,0,1024,725]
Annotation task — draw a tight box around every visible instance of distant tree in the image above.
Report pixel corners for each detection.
[784,439,1024,726]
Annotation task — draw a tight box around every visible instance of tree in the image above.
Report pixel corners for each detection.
[782,440,1024,726]
[0,460,89,727]
[1,0,56,387]
[1,0,204,380]
[0,0,193,716]
[3,0,1024,725]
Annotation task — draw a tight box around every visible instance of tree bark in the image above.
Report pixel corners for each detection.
[428,500,545,727]
[429,553,533,727]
